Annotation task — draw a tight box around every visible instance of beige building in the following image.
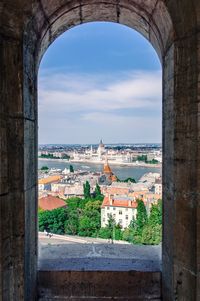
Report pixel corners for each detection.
[38,175,62,191]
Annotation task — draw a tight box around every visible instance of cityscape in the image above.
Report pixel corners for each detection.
[37,21,162,262]
[38,140,162,245]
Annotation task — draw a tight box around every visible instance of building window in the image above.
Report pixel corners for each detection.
[107,207,110,210]
[119,210,122,215]
[125,215,128,220]
[113,207,116,210]
[119,219,122,224]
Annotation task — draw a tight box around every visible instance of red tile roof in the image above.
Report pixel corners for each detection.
[102,196,137,209]
[39,195,66,211]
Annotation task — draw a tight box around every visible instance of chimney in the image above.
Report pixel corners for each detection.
[109,194,113,205]
[128,200,132,207]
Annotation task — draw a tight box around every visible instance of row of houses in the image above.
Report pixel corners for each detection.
[38,170,103,198]
[38,166,162,230]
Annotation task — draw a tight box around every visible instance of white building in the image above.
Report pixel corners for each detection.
[154,183,162,195]
[62,168,70,175]
[101,194,137,229]
[38,175,62,191]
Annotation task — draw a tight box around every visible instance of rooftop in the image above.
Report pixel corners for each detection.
[39,175,62,185]
[39,195,66,211]
[102,196,137,208]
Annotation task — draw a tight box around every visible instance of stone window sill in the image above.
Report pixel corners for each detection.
[38,243,161,300]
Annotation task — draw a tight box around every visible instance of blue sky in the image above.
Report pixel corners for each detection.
[38,22,162,144]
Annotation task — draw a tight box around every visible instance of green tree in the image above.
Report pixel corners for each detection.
[78,200,101,237]
[135,199,148,233]
[64,197,83,235]
[114,224,123,240]
[66,197,82,209]
[62,154,70,160]
[94,183,101,197]
[107,214,116,242]
[115,177,136,183]
[41,165,49,171]
[141,224,162,245]
[98,215,123,242]
[140,200,162,245]
[129,217,136,229]
[83,180,91,199]
[124,177,136,183]
[69,165,74,173]
[150,159,159,164]
[38,207,68,234]
[137,155,147,162]
[126,200,148,244]
[65,208,79,235]
[98,227,112,239]
[148,200,162,226]
[122,227,134,242]
[93,183,104,200]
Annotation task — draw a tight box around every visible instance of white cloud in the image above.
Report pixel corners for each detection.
[39,70,161,112]
[38,70,162,143]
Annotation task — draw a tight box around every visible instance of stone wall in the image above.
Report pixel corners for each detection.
[0,0,200,300]
[38,270,161,300]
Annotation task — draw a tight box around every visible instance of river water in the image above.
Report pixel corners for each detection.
[38,159,162,181]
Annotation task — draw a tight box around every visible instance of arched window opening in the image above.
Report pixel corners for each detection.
[3,1,199,300]
[38,22,162,271]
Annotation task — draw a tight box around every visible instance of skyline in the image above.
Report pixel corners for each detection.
[39,142,162,146]
[38,22,162,144]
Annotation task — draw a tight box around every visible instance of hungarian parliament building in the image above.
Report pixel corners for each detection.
[72,139,134,164]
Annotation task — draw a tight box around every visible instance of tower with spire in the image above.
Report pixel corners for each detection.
[97,139,105,160]
[103,155,117,183]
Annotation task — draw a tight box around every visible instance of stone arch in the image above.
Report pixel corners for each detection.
[0,1,199,300]
[27,1,174,66]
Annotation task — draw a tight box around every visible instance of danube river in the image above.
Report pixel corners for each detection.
[38,159,161,181]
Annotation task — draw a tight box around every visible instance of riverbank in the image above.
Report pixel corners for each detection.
[38,157,161,168]
[38,159,161,181]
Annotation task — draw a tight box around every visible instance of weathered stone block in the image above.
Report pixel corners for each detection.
[119,6,149,40]
[24,119,37,190]
[38,270,161,300]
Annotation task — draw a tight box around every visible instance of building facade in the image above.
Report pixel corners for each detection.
[101,194,137,229]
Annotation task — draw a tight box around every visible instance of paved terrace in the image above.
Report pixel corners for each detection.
[39,232,161,272]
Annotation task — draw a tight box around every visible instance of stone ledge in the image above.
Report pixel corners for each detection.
[39,257,161,272]
[38,270,161,300]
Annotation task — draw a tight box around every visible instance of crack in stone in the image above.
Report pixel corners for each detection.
[117,0,120,23]
[38,0,53,44]
[79,0,83,24]
[0,192,9,197]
